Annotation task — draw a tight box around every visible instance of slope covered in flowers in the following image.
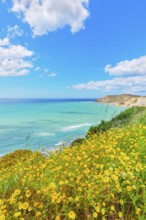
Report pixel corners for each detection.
[0,123,146,220]
[87,107,146,137]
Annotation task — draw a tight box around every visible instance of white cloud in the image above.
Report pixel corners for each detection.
[35,67,57,77]
[72,55,146,94]
[48,72,57,77]
[105,56,146,76]
[11,0,89,36]
[0,38,33,76]
[0,38,10,46]
[34,67,41,71]
[72,76,146,93]
[7,25,23,38]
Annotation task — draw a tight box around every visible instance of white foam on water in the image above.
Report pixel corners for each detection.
[36,132,55,137]
[55,141,65,146]
[61,123,92,132]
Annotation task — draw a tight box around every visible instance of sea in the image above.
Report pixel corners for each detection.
[0,99,125,156]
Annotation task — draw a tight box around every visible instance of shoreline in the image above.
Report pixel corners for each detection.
[1,99,144,157]
[0,100,124,157]
[1,105,145,158]
[97,94,146,107]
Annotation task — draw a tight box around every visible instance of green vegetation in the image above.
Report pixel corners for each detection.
[0,107,146,220]
[70,138,85,147]
[87,107,146,137]
[0,150,33,170]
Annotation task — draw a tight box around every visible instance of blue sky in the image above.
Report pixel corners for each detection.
[0,0,146,98]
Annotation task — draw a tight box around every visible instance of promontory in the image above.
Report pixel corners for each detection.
[97,94,146,107]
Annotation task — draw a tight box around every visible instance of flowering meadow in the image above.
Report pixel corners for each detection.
[0,124,146,219]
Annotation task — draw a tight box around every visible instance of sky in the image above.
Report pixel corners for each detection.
[0,0,146,98]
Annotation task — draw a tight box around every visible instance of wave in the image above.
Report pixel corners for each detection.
[36,132,55,137]
[61,123,92,132]
[55,141,65,146]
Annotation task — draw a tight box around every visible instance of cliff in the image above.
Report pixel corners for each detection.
[97,94,146,107]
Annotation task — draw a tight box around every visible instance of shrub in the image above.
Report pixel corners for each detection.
[87,107,146,137]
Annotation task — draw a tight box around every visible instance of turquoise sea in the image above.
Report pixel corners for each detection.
[0,99,125,156]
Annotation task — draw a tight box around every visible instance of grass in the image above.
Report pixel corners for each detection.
[0,107,146,220]
[87,107,146,137]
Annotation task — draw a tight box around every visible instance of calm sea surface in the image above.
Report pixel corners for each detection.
[0,99,125,156]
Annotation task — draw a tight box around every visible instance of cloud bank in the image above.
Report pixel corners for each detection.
[0,38,33,76]
[73,76,146,93]
[11,0,89,36]
[73,56,146,94]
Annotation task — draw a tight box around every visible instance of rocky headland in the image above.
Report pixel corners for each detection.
[97,94,146,107]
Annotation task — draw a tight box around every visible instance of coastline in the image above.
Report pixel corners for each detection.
[97,94,146,107]
[0,100,124,156]
[0,97,144,157]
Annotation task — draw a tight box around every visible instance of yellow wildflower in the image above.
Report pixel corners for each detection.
[101,208,105,215]
[110,206,115,211]
[18,203,23,210]
[95,206,100,213]
[68,211,76,219]
[102,202,105,207]
[0,215,5,220]
[75,196,79,202]
[37,190,41,195]
[22,202,29,210]
[118,212,122,218]
[93,212,98,218]
[36,212,41,217]
[68,197,73,202]
[25,190,31,198]
[14,189,21,195]
[14,212,21,217]
[27,205,31,210]
[0,200,3,206]
[136,208,141,215]
[9,197,15,204]
[119,199,124,205]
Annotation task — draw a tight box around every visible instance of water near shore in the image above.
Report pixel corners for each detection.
[0,99,125,156]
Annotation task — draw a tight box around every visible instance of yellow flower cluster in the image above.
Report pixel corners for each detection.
[0,124,146,219]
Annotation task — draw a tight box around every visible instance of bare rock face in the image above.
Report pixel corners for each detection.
[97,94,146,107]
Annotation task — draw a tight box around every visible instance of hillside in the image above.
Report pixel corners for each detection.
[97,94,146,107]
[87,106,146,137]
[0,107,146,220]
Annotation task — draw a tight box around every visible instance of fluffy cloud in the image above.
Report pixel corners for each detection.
[72,76,146,93]
[7,25,23,38]
[11,0,89,36]
[0,38,10,46]
[73,55,146,94]
[105,56,146,76]
[0,38,33,76]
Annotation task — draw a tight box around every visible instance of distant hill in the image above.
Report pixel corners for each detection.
[97,94,146,107]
